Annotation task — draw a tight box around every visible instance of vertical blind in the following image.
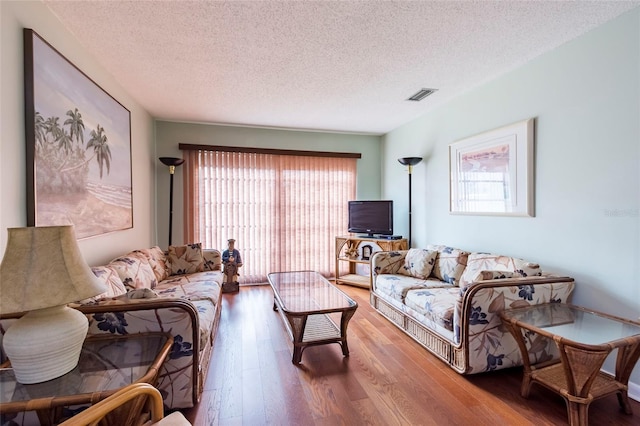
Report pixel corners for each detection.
[183,148,357,284]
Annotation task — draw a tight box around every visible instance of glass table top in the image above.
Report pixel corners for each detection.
[0,333,169,404]
[501,304,640,346]
[267,271,357,314]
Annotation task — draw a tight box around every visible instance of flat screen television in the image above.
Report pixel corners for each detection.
[348,200,393,237]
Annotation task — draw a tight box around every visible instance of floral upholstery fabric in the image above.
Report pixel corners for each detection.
[455,282,574,373]
[155,271,222,307]
[376,274,453,302]
[168,243,204,275]
[404,287,459,331]
[371,245,575,375]
[371,250,406,275]
[78,265,128,304]
[426,245,469,285]
[81,246,221,409]
[459,252,541,287]
[401,248,438,279]
[203,249,222,271]
[472,270,515,281]
[136,246,170,282]
[109,252,158,290]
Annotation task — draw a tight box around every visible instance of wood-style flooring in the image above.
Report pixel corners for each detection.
[182,284,640,425]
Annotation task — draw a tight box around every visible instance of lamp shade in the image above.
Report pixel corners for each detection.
[0,226,106,313]
[398,157,423,166]
[159,157,185,167]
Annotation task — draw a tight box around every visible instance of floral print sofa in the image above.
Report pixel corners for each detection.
[0,243,223,411]
[370,244,575,374]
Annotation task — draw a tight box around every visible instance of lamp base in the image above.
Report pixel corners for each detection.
[3,305,88,384]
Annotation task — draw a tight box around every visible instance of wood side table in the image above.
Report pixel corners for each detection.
[500,303,640,426]
[0,332,173,425]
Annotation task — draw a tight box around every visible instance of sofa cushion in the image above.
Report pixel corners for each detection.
[109,252,158,290]
[401,249,438,279]
[460,253,542,287]
[155,271,223,306]
[404,287,460,332]
[78,265,128,303]
[136,246,169,282]
[427,245,469,285]
[376,274,453,302]
[168,243,205,276]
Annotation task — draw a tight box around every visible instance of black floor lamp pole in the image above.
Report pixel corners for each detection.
[168,171,175,246]
[398,157,423,248]
[159,157,185,247]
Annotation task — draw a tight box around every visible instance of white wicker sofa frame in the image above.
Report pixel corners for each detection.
[369,245,575,374]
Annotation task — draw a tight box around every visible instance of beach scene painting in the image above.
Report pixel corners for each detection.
[25,29,132,239]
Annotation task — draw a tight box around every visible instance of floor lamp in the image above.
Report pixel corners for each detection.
[159,157,185,246]
[398,157,422,247]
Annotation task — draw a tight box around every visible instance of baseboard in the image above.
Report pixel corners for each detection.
[628,379,640,402]
[603,367,639,402]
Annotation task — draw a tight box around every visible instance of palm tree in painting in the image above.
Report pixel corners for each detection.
[34,112,46,148]
[86,124,112,178]
[44,116,63,144]
[57,128,73,155]
[64,108,85,149]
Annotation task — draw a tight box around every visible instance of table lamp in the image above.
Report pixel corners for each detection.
[0,225,106,384]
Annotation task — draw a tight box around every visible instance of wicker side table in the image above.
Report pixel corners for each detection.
[500,303,640,426]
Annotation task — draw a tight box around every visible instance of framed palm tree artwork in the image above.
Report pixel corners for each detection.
[24,29,133,239]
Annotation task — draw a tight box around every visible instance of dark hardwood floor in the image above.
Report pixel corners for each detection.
[182,284,640,425]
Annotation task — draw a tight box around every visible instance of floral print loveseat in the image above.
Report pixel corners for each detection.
[0,243,223,411]
[370,244,575,374]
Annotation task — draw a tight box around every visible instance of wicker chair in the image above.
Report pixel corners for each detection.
[59,383,190,426]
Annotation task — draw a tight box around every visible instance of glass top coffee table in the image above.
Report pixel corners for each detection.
[500,303,640,426]
[267,270,358,364]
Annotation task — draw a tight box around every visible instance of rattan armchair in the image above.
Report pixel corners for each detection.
[59,383,190,426]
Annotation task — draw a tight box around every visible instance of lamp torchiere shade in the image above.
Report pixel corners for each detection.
[159,157,185,247]
[397,157,423,247]
[0,225,106,384]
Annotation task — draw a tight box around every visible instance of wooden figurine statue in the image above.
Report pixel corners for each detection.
[222,238,242,293]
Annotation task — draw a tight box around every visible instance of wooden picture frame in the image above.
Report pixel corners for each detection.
[24,29,133,239]
[449,118,535,217]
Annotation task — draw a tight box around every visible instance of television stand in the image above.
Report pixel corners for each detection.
[335,235,408,288]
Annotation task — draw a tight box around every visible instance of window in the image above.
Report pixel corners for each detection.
[182,146,358,283]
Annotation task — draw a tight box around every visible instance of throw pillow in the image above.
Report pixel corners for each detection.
[109,252,158,290]
[427,245,470,285]
[402,248,438,279]
[136,246,170,282]
[168,243,205,275]
[78,265,127,304]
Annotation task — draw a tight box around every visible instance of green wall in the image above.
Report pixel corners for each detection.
[384,8,640,385]
[155,121,382,246]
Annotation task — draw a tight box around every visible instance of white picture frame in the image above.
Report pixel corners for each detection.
[449,118,534,216]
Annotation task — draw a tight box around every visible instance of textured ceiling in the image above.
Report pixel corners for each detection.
[44,1,639,135]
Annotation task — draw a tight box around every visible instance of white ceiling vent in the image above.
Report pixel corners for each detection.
[406,88,438,102]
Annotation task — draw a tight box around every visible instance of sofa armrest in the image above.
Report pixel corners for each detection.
[455,275,575,373]
[75,298,201,407]
[203,249,222,271]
